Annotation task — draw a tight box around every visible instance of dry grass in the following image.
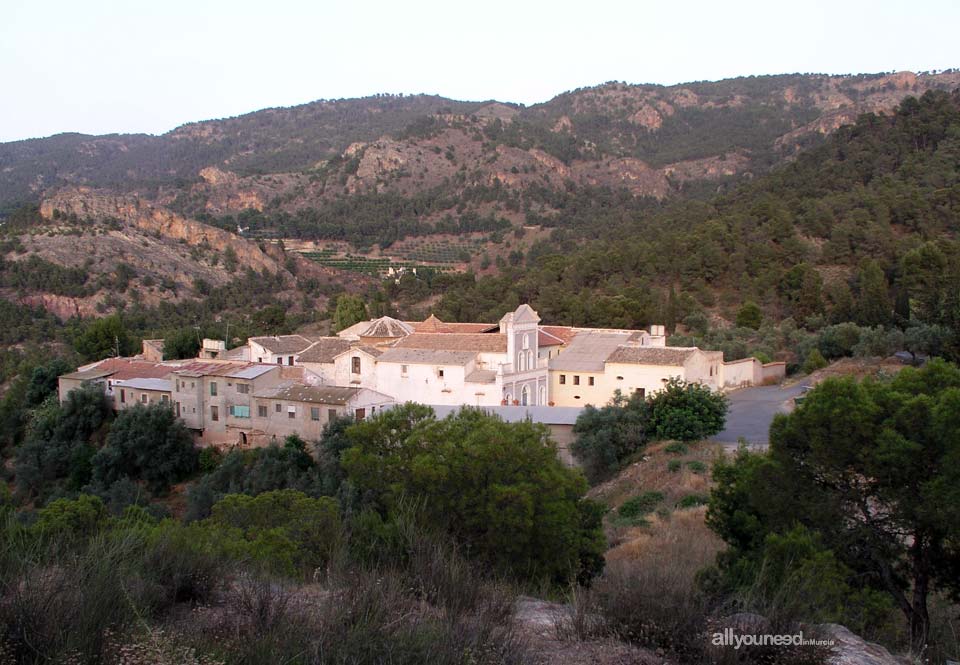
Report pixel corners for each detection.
[588,440,723,553]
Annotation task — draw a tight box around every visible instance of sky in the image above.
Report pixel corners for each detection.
[1,0,958,142]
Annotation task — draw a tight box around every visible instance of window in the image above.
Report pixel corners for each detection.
[311,407,320,421]
[175,380,179,391]
[229,405,250,418]
[636,388,646,399]
[287,406,296,419]
[141,394,148,404]
[352,356,361,374]
[175,402,181,417]
[258,405,268,418]
[559,375,566,385]
[210,406,219,421]
[522,333,529,350]
[438,368,445,378]
[277,358,283,365]
[328,409,338,422]
[120,389,126,404]
[538,385,545,405]
[161,394,169,403]
[574,375,581,386]
[275,403,282,413]
[210,382,218,396]
[237,383,249,394]
[288,356,294,366]
[401,365,408,376]
[521,386,529,406]
[354,408,366,421]
[518,353,525,371]
[190,382,195,389]
[588,377,595,386]
[257,357,263,363]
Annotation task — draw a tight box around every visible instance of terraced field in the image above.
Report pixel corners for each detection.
[301,250,458,277]
[389,237,486,263]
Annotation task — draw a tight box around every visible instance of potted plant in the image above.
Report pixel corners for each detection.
[512,399,520,406]
[501,399,508,406]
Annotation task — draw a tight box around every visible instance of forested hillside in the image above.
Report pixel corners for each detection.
[2,71,958,216]
[416,89,960,365]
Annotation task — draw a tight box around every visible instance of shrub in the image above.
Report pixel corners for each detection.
[649,378,728,442]
[91,402,198,494]
[197,446,223,474]
[342,404,606,586]
[802,348,828,374]
[618,491,665,521]
[571,391,650,483]
[668,459,683,473]
[208,489,342,576]
[687,460,708,475]
[676,494,709,509]
[665,442,689,455]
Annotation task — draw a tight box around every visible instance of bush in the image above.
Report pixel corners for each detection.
[664,442,689,455]
[197,446,223,473]
[571,391,650,483]
[649,378,728,442]
[802,348,828,373]
[91,402,198,494]
[687,460,708,475]
[668,459,683,473]
[185,437,326,522]
[341,404,606,586]
[618,491,665,520]
[208,489,342,576]
[676,494,709,509]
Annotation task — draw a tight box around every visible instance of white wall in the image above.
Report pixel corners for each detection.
[375,360,502,406]
[333,351,378,389]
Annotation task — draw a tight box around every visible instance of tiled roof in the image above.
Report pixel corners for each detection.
[248,335,316,355]
[253,383,360,405]
[606,346,697,366]
[539,326,574,346]
[378,348,477,366]
[465,369,497,384]
[360,317,413,338]
[395,333,507,353]
[548,332,633,372]
[297,337,351,363]
[413,314,498,334]
[65,358,185,381]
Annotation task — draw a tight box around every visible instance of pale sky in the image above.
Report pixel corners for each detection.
[1,0,958,142]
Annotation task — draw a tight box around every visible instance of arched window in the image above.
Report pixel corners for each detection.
[504,392,512,404]
[518,353,525,371]
[522,333,530,350]
[521,386,529,406]
[527,350,534,369]
[538,385,545,405]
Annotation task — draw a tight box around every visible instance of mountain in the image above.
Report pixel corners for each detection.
[2,71,958,220]
[424,88,960,362]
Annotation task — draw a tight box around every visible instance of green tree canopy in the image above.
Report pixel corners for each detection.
[333,294,369,332]
[649,378,728,442]
[73,315,138,361]
[91,402,198,494]
[571,390,650,483]
[340,404,606,585]
[707,359,960,650]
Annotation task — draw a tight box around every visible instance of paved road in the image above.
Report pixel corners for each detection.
[710,382,808,449]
